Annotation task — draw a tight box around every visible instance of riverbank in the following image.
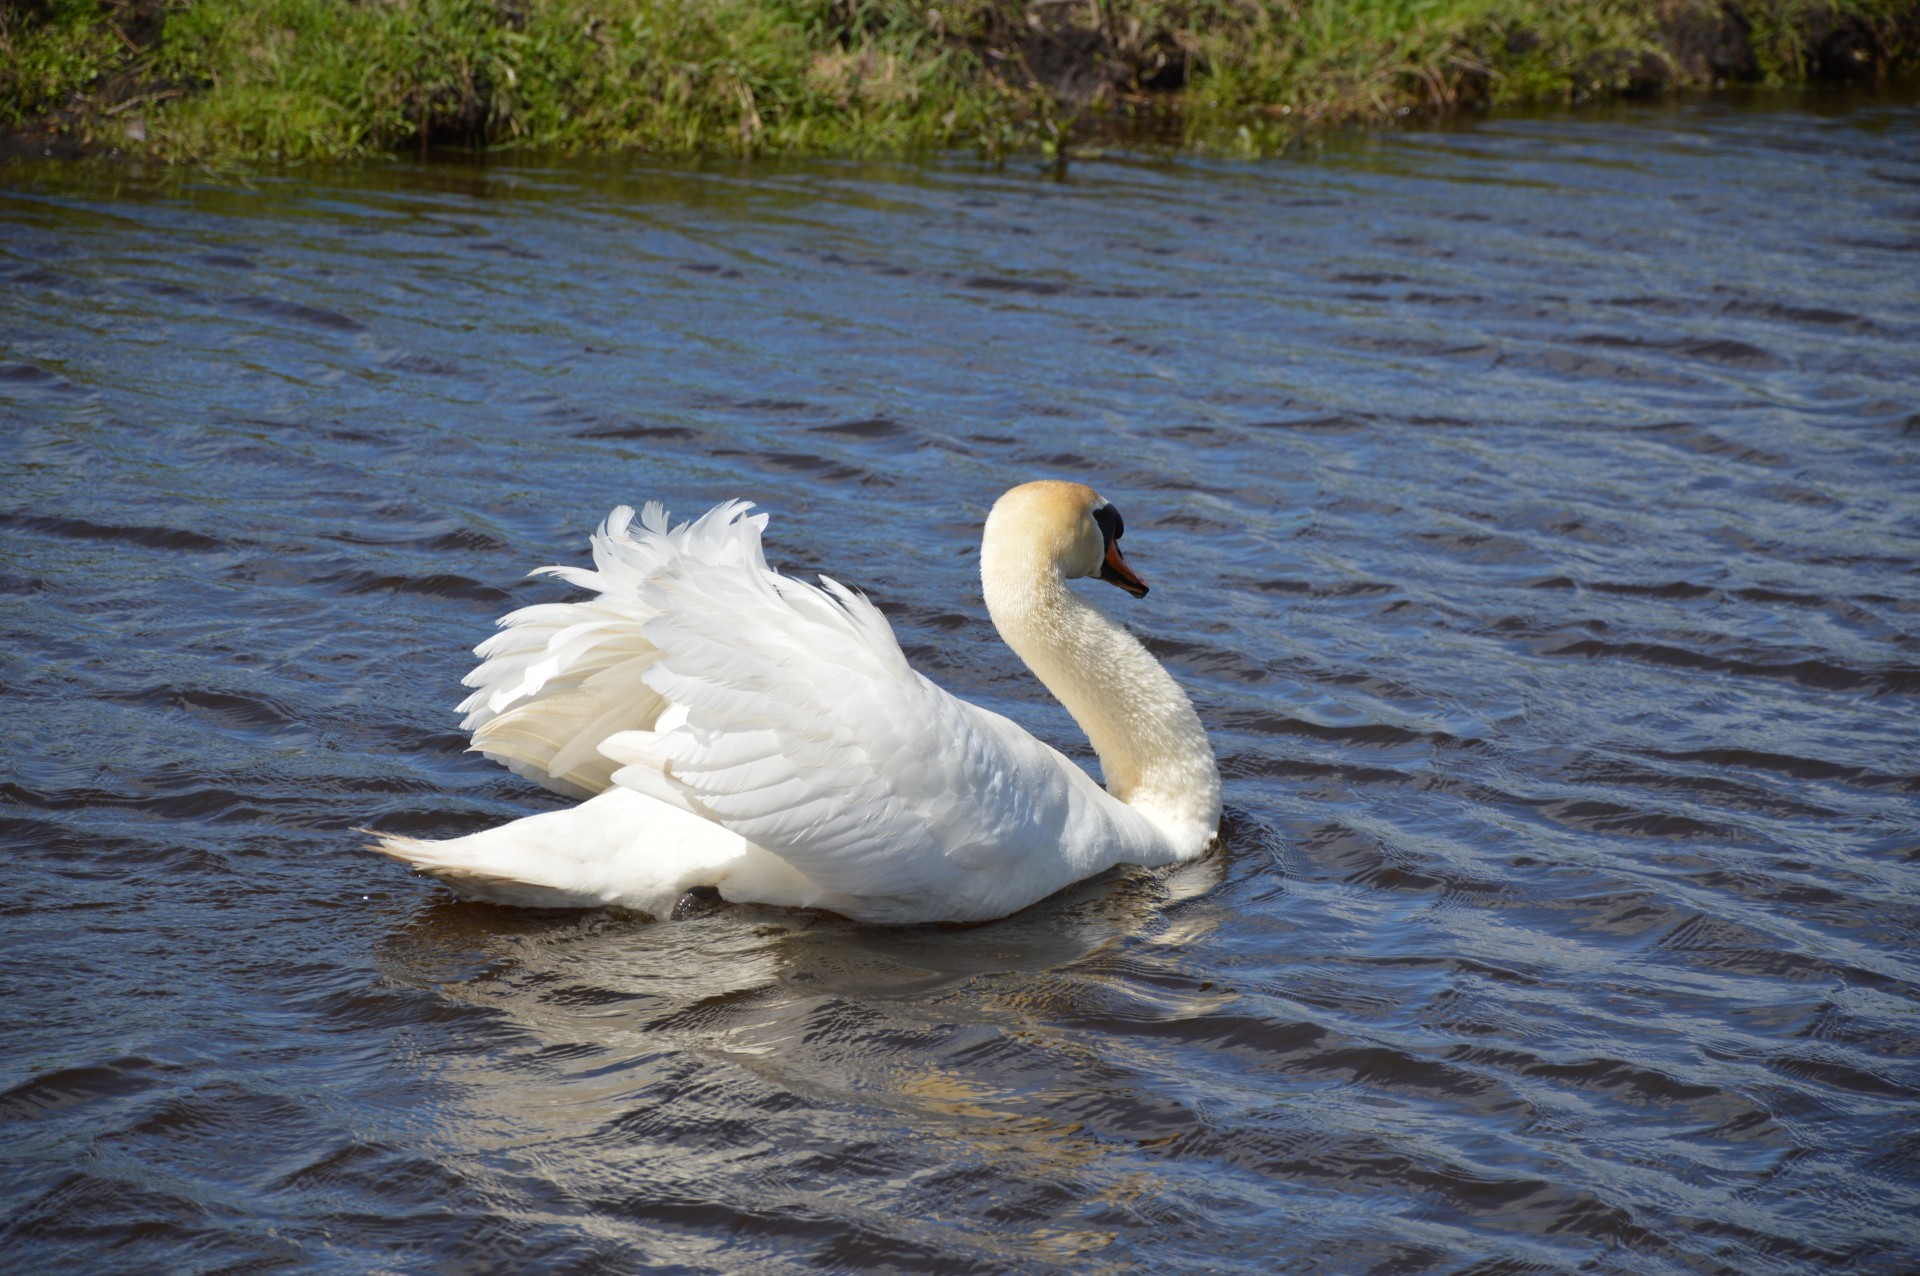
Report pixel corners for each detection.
[5,0,1918,163]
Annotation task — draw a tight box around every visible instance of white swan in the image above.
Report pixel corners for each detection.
[370,480,1221,924]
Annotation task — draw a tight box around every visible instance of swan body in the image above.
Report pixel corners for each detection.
[371,481,1220,924]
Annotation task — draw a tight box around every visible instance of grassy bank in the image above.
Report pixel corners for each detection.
[5,0,1918,162]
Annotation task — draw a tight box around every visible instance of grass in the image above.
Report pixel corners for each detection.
[3,0,1917,163]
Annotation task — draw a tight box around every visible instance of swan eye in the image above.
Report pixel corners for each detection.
[1092,504,1124,545]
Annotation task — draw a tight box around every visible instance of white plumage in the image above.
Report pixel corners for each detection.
[371,481,1221,924]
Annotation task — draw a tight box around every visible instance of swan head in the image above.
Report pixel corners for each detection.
[984,480,1149,598]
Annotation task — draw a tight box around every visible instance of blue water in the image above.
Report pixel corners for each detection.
[3,94,1918,1273]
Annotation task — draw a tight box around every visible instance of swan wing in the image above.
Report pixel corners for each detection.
[621,519,1159,917]
[456,500,767,798]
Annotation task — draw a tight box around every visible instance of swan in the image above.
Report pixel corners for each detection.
[370,480,1221,924]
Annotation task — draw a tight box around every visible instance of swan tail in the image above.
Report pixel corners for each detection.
[458,501,771,799]
[364,788,752,917]
[364,832,610,910]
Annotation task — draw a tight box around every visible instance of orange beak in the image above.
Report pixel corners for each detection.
[1098,540,1149,598]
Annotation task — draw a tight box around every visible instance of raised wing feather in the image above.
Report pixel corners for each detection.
[457,501,765,798]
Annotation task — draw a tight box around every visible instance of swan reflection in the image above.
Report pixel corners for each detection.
[371,849,1229,1261]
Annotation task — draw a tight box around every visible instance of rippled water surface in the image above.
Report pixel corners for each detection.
[5,95,1919,1273]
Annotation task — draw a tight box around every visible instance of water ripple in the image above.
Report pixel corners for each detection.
[4,94,1920,1275]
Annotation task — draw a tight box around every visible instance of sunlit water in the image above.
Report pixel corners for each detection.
[3,94,1918,1273]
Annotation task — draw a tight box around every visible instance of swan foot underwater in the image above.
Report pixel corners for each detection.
[370,480,1222,925]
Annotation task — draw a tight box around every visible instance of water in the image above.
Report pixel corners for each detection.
[3,94,1918,1273]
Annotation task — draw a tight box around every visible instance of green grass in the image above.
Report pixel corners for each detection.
[2,0,143,127]
[4,0,1917,163]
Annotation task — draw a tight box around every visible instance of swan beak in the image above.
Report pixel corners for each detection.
[1099,541,1149,598]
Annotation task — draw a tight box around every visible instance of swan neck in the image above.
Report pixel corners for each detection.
[980,544,1220,850]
